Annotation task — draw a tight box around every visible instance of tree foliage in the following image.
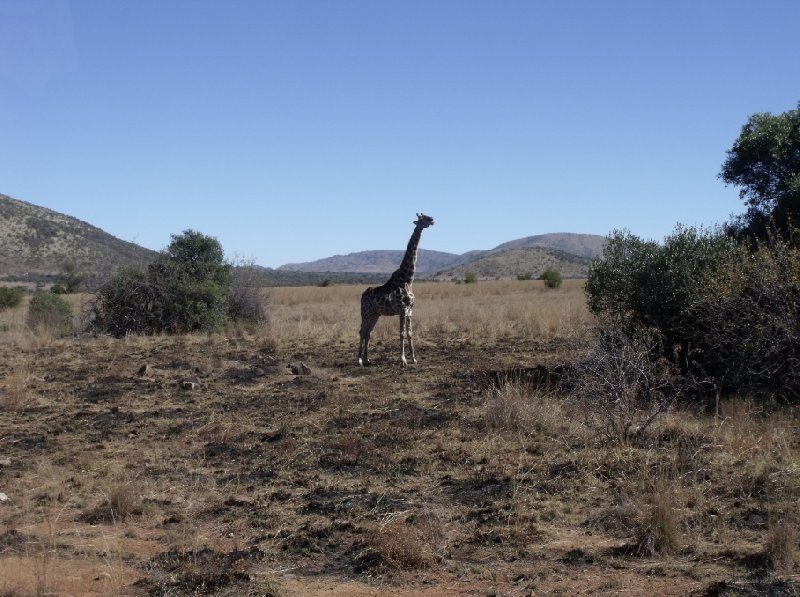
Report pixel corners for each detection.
[93,230,263,336]
[721,101,800,240]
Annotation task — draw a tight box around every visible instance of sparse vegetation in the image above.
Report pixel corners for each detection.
[464,270,478,284]
[1,280,797,596]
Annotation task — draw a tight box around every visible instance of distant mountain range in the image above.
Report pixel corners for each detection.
[0,193,607,287]
[278,232,606,280]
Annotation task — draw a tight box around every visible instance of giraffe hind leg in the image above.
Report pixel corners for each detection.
[359,314,379,366]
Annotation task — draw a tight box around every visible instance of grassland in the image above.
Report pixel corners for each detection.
[0,281,797,596]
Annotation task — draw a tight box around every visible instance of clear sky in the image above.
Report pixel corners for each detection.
[2,1,799,268]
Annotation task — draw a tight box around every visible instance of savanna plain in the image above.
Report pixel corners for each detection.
[0,280,798,596]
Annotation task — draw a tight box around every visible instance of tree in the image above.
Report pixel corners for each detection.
[721,101,800,240]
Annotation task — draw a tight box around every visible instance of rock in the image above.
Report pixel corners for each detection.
[0,493,9,503]
[180,380,201,391]
[0,458,11,467]
[137,364,150,375]
[289,361,311,375]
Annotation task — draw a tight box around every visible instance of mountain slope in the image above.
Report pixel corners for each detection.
[279,249,462,274]
[492,232,606,258]
[433,246,592,280]
[0,193,156,288]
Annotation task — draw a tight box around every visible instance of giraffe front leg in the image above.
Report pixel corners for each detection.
[406,315,417,364]
[399,313,408,367]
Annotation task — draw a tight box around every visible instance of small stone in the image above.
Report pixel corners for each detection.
[0,493,9,503]
[180,380,201,391]
[0,458,11,467]
[289,361,311,375]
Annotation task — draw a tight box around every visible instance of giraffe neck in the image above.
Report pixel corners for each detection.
[388,225,423,287]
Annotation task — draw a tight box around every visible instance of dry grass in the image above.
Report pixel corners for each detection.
[1,281,798,596]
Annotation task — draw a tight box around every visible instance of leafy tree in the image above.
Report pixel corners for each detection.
[464,271,478,284]
[721,101,800,240]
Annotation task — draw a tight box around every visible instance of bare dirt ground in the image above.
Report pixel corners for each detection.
[1,282,798,596]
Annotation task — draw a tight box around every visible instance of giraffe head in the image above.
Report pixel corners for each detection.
[414,213,435,228]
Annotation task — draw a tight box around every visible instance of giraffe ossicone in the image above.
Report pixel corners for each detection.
[358,213,434,367]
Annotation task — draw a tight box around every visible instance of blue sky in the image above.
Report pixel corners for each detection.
[2,1,799,268]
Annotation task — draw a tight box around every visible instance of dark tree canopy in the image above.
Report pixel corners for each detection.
[721,101,800,239]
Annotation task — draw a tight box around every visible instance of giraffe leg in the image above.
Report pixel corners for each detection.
[358,314,379,366]
[406,315,417,364]
[399,312,408,367]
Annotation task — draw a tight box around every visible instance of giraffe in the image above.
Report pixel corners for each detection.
[358,213,435,367]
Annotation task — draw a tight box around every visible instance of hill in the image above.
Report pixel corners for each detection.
[433,246,592,280]
[0,193,156,289]
[492,232,606,259]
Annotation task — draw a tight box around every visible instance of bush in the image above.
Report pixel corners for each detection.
[0,286,24,310]
[50,284,66,294]
[586,226,735,371]
[27,292,73,335]
[539,268,562,288]
[695,232,800,398]
[572,324,679,444]
[93,231,267,336]
[517,272,533,281]
[464,271,478,284]
[228,261,269,324]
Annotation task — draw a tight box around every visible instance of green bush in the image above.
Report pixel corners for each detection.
[27,292,73,335]
[464,271,478,284]
[93,230,266,336]
[0,286,25,310]
[50,284,67,294]
[539,268,562,288]
[586,226,735,371]
[517,272,533,281]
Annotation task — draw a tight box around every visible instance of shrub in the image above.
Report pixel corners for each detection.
[695,232,800,398]
[464,271,478,284]
[517,272,533,281]
[92,230,266,336]
[27,292,73,335]
[228,261,269,324]
[586,226,735,372]
[572,325,679,444]
[0,286,24,310]
[50,284,66,294]
[539,268,562,288]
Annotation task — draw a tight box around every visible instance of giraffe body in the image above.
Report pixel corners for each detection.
[358,214,434,367]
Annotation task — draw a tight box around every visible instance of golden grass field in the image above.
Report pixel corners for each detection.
[0,280,798,596]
